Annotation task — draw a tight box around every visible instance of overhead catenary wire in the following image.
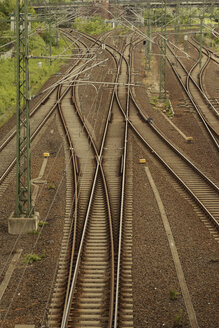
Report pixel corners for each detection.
[0,27,110,282]
[0,29,87,280]
[31,57,109,100]
[1,29,113,325]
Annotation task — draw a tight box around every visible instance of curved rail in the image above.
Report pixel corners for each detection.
[0,33,91,186]
[59,30,119,328]
[115,35,219,231]
[165,41,219,150]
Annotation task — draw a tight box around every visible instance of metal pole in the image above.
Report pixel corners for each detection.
[145,2,151,72]
[175,0,180,43]
[199,16,203,70]
[159,0,167,99]
[164,0,167,100]
[15,0,21,217]
[15,0,33,217]
[49,21,52,65]
[115,0,118,27]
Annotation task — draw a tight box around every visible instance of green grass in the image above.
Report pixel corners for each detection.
[28,229,39,235]
[169,288,180,301]
[149,96,159,106]
[195,31,219,52]
[72,16,111,35]
[48,182,56,190]
[173,309,183,327]
[22,252,46,265]
[38,220,48,227]
[0,32,72,127]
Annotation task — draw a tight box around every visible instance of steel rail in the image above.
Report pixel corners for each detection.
[167,41,219,120]
[184,50,219,120]
[47,29,115,327]
[0,35,88,185]
[77,31,142,328]
[60,30,119,328]
[0,31,84,152]
[59,30,219,328]
[190,36,219,64]
[129,108,219,231]
[188,38,218,96]
[60,28,140,328]
[57,81,79,312]
[0,85,71,185]
[75,30,219,229]
[130,36,219,147]
[76,31,142,328]
[165,42,219,150]
[110,37,219,231]
[54,32,93,321]
[113,39,133,328]
[128,89,219,230]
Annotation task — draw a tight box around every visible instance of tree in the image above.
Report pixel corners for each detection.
[0,0,16,17]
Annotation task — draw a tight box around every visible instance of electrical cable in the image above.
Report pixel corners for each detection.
[1,29,116,325]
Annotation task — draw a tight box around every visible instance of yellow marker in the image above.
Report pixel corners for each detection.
[139,158,146,164]
[43,152,50,157]
[186,137,193,143]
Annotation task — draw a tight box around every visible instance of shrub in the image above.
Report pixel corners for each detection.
[22,252,46,265]
[170,289,180,301]
[0,32,72,126]
[72,16,111,35]
[173,309,183,327]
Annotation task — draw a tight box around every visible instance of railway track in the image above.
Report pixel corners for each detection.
[191,35,219,65]
[94,36,219,236]
[127,44,219,231]
[188,38,219,98]
[0,32,93,192]
[1,27,218,328]
[47,30,135,327]
[165,38,219,149]
[68,31,219,328]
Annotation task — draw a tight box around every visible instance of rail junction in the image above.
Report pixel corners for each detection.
[0,1,218,328]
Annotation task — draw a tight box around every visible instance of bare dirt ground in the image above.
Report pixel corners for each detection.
[0,32,218,328]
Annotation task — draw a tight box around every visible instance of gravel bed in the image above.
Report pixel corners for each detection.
[131,36,219,328]
[131,133,219,328]
[133,42,219,183]
[0,115,66,328]
[203,59,219,100]
[0,31,218,328]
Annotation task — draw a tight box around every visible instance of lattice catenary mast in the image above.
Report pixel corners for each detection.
[14,0,33,218]
[159,0,167,99]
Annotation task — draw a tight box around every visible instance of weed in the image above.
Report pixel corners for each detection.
[164,100,171,109]
[169,289,180,301]
[72,16,111,35]
[48,183,56,190]
[22,252,46,265]
[173,309,183,327]
[38,220,48,227]
[28,229,39,234]
[150,96,159,106]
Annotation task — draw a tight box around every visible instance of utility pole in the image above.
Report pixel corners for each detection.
[14,0,33,218]
[9,0,40,234]
[49,20,52,65]
[199,15,204,70]
[145,2,151,72]
[174,0,180,43]
[159,0,167,99]
[114,0,118,28]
